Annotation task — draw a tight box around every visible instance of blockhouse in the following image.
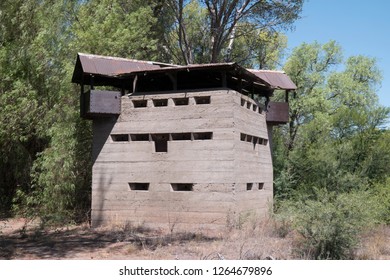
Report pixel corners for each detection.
[72,53,296,230]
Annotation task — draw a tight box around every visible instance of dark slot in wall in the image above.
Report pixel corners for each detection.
[111,134,129,142]
[173,97,189,106]
[171,133,192,140]
[112,132,213,151]
[193,132,213,140]
[131,134,150,141]
[129,183,149,191]
[240,133,268,146]
[153,99,168,107]
[152,134,169,152]
[132,100,148,107]
[171,183,194,191]
[194,96,211,104]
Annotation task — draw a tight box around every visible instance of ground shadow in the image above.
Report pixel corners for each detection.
[0,223,219,259]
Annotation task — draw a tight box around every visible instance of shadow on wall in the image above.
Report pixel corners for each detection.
[92,116,117,165]
[91,116,116,227]
[93,171,113,228]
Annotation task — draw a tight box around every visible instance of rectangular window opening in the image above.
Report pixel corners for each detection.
[246,135,253,143]
[253,104,258,112]
[253,137,258,149]
[258,183,264,190]
[240,133,246,141]
[129,183,149,191]
[111,134,129,142]
[130,134,150,141]
[173,97,189,106]
[171,133,191,141]
[257,138,268,145]
[193,132,213,140]
[171,183,193,191]
[152,134,169,152]
[132,100,148,108]
[246,183,253,191]
[246,102,251,109]
[241,99,246,106]
[194,96,211,104]
[153,99,168,107]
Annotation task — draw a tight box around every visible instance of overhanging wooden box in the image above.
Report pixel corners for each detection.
[81,90,121,119]
[266,102,289,125]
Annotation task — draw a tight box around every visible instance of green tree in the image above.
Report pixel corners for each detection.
[71,0,161,60]
[0,0,91,222]
[229,28,287,68]
[164,0,303,64]
[0,0,63,214]
[0,0,170,223]
[273,41,390,200]
[163,0,211,64]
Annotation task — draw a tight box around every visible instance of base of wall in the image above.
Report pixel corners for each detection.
[91,190,272,232]
[91,196,272,233]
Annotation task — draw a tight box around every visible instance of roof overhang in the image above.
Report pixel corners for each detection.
[249,69,297,91]
[71,53,296,92]
[71,53,174,85]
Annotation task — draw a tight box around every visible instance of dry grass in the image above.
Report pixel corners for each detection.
[0,217,389,260]
[355,226,390,260]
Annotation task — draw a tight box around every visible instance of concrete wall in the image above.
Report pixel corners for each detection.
[91,89,273,231]
[233,94,273,221]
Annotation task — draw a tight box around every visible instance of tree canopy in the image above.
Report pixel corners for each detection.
[163,0,303,64]
[273,41,389,199]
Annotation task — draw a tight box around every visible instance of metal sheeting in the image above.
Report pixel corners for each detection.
[122,62,237,75]
[79,53,161,76]
[72,53,167,84]
[249,70,297,90]
[72,53,297,91]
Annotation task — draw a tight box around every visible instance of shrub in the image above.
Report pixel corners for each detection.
[276,189,381,259]
[371,177,390,224]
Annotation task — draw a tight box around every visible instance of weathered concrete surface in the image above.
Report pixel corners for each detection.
[91,89,273,231]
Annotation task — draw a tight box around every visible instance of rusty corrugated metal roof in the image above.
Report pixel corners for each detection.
[118,62,238,77]
[72,53,176,84]
[72,53,296,90]
[79,53,160,75]
[249,69,296,90]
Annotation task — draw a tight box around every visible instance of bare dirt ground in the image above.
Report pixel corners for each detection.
[1,218,389,260]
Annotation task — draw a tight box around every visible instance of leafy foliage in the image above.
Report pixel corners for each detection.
[273,41,390,200]
[272,41,389,259]
[71,0,160,60]
[277,190,382,259]
[0,0,169,223]
[163,0,303,64]
[371,177,390,224]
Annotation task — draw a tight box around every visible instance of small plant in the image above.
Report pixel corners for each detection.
[272,212,293,238]
[276,189,381,259]
[225,209,238,231]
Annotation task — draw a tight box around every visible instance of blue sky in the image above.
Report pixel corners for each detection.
[284,0,390,108]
